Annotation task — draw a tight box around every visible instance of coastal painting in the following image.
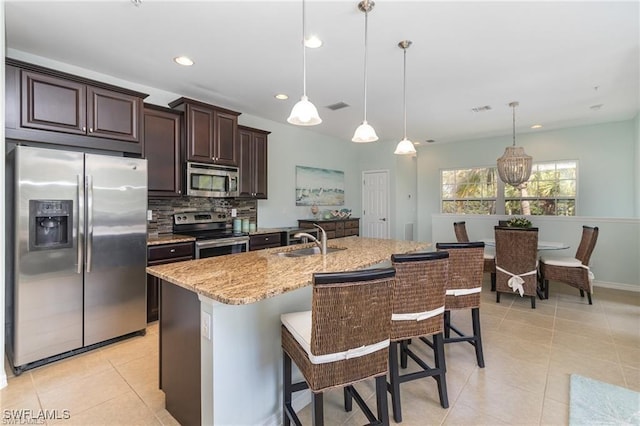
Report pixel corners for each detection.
[295,166,345,206]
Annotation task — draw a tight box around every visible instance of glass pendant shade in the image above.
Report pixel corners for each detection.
[394,138,417,155]
[497,101,532,186]
[287,95,322,126]
[352,120,378,143]
[497,146,532,186]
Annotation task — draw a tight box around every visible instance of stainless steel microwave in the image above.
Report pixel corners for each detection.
[186,162,239,197]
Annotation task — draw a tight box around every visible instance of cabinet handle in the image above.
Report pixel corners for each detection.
[170,249,176,253]
[265,237,269,241]
[89,128,94,133]
[178,190,182,194]
[82,126,86,132]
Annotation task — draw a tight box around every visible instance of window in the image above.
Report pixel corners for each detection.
[441,161,577,216]
[505,161,577,216]
[441,167,497,214]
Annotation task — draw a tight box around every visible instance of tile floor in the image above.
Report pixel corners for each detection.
[2,278,639,425]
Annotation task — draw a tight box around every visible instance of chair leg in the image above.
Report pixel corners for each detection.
[579,289,585,298]
[471,308,485,368]
[433,333,449,409]
[312,392,324,426]
[375,375,390,426]
[491,273,496,292]
[444,310,451,339]
[400,340,409,369]
[283,351,292,426]
[343,387,352,412]
[544,279,550,299]
[496,291,501,303]
[387,342,403,423]
[530,295,536,309]
[587,292,593,305]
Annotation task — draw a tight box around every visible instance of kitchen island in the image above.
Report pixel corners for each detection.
[146,236,429,426]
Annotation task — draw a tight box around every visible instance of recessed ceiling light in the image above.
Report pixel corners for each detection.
[590,104,604,111]
[531,124,543,129]
[275,94,289,100]
[304,35,323,48]
[426,139,436,143]
[173,56,194,66]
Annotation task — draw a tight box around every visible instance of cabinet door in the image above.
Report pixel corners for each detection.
[144,106,182,197]
[186,104,215,162]
[21,70,87,134]
[213,110,238,166]
[253,132,268,199]
[238,128,253,198]
[87,86,141,142]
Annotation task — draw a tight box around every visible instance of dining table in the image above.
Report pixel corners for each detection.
[480,238,570,251]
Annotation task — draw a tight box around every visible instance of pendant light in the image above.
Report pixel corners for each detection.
[352,0,378,143]
[497,101,532,186]
[287,0,322,126]
[394,40,417,155]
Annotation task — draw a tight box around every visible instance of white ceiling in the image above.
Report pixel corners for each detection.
[5,1,639,145]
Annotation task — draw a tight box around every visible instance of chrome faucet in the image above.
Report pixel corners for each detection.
[294,224,327,254]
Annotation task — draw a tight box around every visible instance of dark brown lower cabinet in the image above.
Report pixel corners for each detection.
[160,281,201,426]
[147,242,194,322]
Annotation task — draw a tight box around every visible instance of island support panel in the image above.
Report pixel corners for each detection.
[160,281,201,426]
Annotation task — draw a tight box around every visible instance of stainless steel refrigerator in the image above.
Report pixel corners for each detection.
[7,145,147,371]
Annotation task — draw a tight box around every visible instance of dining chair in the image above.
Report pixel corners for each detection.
[539,226,599,304]
[435,242,486,368]
[281,268,395,426]
[453,221,496,291]
[494,226,540,309]
[385,251,449,423]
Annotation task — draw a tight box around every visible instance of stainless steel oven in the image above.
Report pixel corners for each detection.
[173,211,249,259]
[195,237,249,259]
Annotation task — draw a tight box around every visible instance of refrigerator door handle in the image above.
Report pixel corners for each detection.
[86,174,93,273]
[77,174,84,274]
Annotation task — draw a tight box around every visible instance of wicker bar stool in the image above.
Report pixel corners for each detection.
[281,268,396,426]
[494,226,540,309]
[385,251,449,423]
[435,242,486,368]
[453,221,496,291]
[539,226,599,304]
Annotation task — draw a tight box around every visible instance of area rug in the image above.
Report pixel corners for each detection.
[570,374,640,425]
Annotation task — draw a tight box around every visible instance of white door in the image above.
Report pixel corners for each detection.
[362,170,390,238]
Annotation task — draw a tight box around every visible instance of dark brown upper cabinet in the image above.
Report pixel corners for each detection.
[168,97,240,167]
[6,59,147,154]
[143,104,183,197]
[238,125,270,199]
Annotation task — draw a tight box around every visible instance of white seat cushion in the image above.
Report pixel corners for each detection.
[281,311,389,365]
[540,256,582,267]
[483,252,495,260]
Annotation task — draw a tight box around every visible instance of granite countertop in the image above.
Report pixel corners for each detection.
[147,234,196,246]
[146,236,429,305]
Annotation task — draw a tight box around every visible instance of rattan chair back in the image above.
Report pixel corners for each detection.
[453,221,470,243]
[575,226,599,266]
[435,242,485,310]
[494,226,539,297]
[389,252,449,341]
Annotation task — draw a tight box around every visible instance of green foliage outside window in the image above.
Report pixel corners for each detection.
[441,161,577,216]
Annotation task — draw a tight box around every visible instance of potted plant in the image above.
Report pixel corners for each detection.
[507,217,532,228]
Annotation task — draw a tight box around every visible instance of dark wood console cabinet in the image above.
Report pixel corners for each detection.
[168,97,240,167]
[297,218,360,239]
[143,105,183,197]
[238,125,269,199]
[5,59,147,154]
[147,242,194,322]
[249,232,283,251]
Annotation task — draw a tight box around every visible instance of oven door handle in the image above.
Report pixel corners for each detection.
[196,238,249,248]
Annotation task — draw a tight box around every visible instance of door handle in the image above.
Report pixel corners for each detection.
[77,174,84,274]
[380,218,387,221]
[86,175,93,273]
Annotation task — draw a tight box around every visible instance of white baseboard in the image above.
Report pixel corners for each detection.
[593,281,640,292]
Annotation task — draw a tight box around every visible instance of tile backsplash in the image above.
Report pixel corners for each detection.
[148,197,257,236]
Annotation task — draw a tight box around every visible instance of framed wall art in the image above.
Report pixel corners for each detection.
[295,165,345,206]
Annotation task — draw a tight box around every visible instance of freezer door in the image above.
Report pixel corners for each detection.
[84,154,147,345]
[12,146,84,366]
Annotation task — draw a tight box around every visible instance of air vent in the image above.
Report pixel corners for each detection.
[471,105,492,113]
[325,102,350,111]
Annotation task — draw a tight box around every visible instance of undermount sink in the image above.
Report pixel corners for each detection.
[275,246,346,257]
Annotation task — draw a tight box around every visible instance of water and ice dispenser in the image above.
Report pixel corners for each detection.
[28,200,73,251]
